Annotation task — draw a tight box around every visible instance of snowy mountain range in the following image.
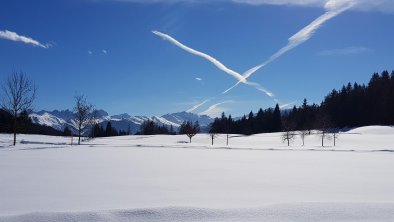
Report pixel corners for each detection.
[30,110,213,134]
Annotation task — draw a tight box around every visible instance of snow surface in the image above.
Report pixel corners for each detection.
[0,126,394,221]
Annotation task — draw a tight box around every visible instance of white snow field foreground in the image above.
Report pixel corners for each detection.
[1,126,394,221]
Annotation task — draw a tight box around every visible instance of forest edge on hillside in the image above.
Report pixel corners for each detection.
[1,70,394,142]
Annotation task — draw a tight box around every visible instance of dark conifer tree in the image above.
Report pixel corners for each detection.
[105,122,113,137]
[272,104,282,132]
[63,127,72,136]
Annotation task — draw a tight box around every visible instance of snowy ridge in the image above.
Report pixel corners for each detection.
[348,125,394,135]
[30,113,68,131]
[30,110,213,134]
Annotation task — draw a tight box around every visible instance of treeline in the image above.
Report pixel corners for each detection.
[0,109,63,136]
[210,104,282,135]
[136,120,176,135]
[210,70,394,135]
[136,120,200,142]
[86,122,129,137]
[321,70,394,127]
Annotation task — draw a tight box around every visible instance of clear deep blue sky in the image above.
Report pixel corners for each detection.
[0,0,393,117]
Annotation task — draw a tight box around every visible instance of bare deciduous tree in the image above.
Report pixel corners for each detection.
[318,129,332,147]
[1,72,36,146]
[315,113,333,147]
[281,119,296,147]
[330,128,339,147]
[208,124,218,145]
[180,121,200,143]
[73,94,93,145]
[281,130,296,147]
[299,130,309,146]
[209,132,217,145]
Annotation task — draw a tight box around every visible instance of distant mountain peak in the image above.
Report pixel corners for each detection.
[111,113,131,120]
[31,110,213,134]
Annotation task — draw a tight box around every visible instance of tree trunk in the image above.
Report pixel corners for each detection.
[321,134,324,147]
[78,128,81,145]
[334,134,336,146]
[189,136,191,143]
[287,139,289,146]
[226,134,229,146]
[13,114,17,146]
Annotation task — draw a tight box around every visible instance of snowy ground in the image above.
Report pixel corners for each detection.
[0,126,394,221]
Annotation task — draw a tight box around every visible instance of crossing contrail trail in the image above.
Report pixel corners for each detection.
[223,0,356,94]
[186,99,209,112]
[152,30,274,97]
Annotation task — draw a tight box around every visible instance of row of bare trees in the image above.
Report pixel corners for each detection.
[281,129,339,147]
[0,71,96,146]
[281,115,339,147]
[0,72,199,146]
[206,129,338,147]
[0,72,342,147]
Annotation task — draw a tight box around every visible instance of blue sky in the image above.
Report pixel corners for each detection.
[0,0,393,117]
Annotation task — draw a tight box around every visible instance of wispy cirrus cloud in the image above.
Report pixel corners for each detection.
[231,0,325,7]
[0,30,50,48]
[236,0,394,13]
[195,77,202,81]
[319,46,371,56]
[111,0,394,12]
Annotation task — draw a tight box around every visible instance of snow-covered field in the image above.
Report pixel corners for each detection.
[1,126,394,221]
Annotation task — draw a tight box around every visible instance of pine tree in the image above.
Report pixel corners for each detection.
[272,104,282,132]
[63,126,72,136]
[105,122,113,137]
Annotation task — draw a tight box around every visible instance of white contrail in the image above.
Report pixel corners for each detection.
[153,31,246,82]
[280,100,298,109]
[186,99,209,112]
[0,30,49,48]
[223,0,356,93]
[222,79,274,97]
[153,30,274,97]
[199,101,232,117]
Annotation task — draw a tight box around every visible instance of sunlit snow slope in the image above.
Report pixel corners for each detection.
[0,126,393,221]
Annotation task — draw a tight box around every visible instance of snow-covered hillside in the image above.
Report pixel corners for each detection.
[0,126,393,221]
[30,110,213,133]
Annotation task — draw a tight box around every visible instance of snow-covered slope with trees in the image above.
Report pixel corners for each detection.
[30,110,213,134]
[0,126,393,221]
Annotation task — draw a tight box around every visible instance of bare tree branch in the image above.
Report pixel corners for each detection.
[73,94,93,145]
[1,71,36,145]
[281,119,296,147]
